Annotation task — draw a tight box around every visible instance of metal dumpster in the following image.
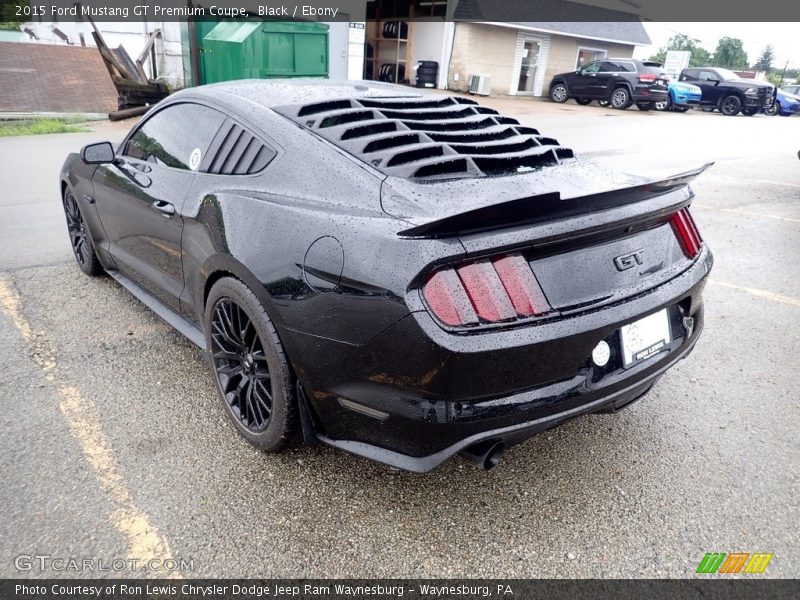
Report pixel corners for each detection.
[200,21,329,84]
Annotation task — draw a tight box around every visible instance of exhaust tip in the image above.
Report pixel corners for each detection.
[459,439,506,471]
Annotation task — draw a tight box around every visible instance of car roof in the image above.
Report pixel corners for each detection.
[173,79,424,110]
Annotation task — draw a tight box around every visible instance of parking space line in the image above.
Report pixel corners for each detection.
[693,204,800,225]
[0,276,179,577]
[711,280,800,308]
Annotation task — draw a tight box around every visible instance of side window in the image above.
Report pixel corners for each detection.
[125,103,226,170]
[681,70,697,82]
[615,62,636,73]
[698,70,717,82]
[580,62,601,74]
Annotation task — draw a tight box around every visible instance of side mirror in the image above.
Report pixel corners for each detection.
[80,141,115,165]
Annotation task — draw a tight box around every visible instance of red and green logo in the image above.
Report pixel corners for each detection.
[696,552,773,574]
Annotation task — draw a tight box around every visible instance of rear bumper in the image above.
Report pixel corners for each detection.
[293,246,712,472]
[632,85,668,103]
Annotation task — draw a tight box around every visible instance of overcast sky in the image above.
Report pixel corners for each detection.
[633,22,800,69]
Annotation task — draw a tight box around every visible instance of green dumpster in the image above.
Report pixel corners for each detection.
[199,21,329,84]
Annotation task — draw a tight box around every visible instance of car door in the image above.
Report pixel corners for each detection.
[592,60,623,98]
[92,102,226,312]
[569,61,602,97]
[695,69,725,105]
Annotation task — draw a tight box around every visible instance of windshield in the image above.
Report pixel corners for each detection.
[714,68,740,81]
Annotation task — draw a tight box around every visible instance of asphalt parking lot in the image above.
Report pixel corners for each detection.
[1,97,798,578]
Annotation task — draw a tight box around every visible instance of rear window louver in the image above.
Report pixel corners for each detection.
[274,95,574,180]
[207,121,275,175]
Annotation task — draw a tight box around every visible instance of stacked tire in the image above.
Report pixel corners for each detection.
[379,63,405,84]
[415,61,438,88]
[382,21,408,39]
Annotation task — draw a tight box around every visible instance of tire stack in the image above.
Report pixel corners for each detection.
[382,21,409,39]
[415,61,438,88]
[378,63,405,84]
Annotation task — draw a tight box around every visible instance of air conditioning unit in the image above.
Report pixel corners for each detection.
[468,74,491,96]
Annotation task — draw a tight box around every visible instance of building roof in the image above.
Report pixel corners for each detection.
[453,0,651,46]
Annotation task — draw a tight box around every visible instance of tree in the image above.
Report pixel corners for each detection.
[753,45,775,72]
[648,34,711,68]
[712,37,749,70]
[0,0,27,30]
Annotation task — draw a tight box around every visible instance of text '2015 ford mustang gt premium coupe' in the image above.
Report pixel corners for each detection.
[60,80,712,472]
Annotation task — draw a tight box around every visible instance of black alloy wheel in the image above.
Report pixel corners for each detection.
[720,95,742,116]
[210,298,273,433]
[205,277,296,450]
[63,190,102,276]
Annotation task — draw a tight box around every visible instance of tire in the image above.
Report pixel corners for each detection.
[575,97,592,105]
[763,102,780,116]
[62,189,103,276]
[205,277,296,451]
[636,102,653,111]
[741,108,758,116]
[654,98,670,111]
[550,83,569,103]
[701,106,716,112]
[610,87,631,109]
[720,94,742,116]
[672,106,690,113]
[597,99,610,107]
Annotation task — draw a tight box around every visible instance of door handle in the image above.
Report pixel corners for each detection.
[152,200,175,217]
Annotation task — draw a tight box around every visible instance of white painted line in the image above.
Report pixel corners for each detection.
[711,280,800,308]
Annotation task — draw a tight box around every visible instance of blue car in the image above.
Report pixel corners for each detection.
[656,81,702,112]
[764,87,800,116]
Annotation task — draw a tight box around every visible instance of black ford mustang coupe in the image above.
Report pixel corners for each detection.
[60,80,712,472]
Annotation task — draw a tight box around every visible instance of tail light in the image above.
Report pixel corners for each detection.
[670,207,703,258]
[638,73,657,84]
[422,253,551,327]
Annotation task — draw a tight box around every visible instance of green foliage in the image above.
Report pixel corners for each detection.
[648,34,711,68]
[712,37,749,70]
[1,0,27,29]
[0,118,89,137]
[753,45,775,72]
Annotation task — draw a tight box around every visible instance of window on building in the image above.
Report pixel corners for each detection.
[576,48,607,69]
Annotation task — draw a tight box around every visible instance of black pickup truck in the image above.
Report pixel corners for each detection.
[678,67,776,116]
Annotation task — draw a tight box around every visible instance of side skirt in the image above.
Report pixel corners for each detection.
[106,269,206,349]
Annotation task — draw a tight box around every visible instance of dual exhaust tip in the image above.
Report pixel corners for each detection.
[458,439,506,471]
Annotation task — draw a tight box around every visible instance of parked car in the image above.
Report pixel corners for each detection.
[781,84,799,96]
[656,81,702,112]
[677,67,776,116]
[764,87,800,116]
[60,80,713,472]
[549,59,669,110]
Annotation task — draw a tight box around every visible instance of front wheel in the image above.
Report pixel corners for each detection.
[597,99,610,107]
[550,83,569,103]
[720,94,742,116]
[62,190,103,276]
[205,277,296,451]
[654,98,670,111]
[763,102,780,116]
[610,87,631,109]
[636,102,653,111]
[575,97,592,105]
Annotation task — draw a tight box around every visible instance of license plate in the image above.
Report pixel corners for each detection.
[619,309,671,367]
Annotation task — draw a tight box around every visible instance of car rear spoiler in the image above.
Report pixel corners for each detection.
[397,162,713,239]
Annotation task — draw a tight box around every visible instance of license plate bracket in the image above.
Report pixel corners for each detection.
[619,308,671,368]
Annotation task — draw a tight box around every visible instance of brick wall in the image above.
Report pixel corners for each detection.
[0,42,117,113]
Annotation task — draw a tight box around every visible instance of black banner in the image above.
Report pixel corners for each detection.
[2,580,800,600]
[2,0,800,23]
